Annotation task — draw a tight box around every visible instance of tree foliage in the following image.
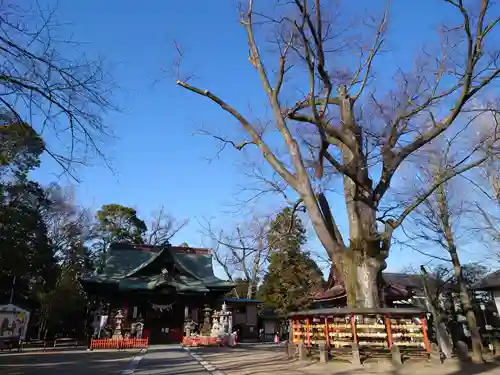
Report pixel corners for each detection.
[95,204,147,246]
[0,181,56,303]
[0,111,44,181]
[258,207,324,314]
[267,207,306,252]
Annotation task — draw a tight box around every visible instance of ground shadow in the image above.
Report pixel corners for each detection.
[191,345,500,375]
[0,349,139,375]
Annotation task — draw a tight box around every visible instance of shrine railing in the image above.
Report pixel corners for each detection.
[287,307,431,365]
[182,335,232,347]
[89,338,149,350]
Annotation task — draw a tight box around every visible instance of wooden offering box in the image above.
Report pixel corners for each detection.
[289,308,430,363]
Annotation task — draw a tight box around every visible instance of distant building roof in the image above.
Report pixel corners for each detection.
[473,270,500,291]
[384,273,424,289]
[315,269,452,302]
[79,242,234,294]
[315,266,460,301]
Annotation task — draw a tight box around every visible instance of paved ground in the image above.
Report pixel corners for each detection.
[6,344,499,375]
[133,345,210,374]
[189,343,500,375]
[0,348,140,375]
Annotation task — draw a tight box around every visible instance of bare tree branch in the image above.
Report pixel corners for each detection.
[176,0,500,308]
[0,2,118,177]
[146,206,188,246]
[402,139,486,360]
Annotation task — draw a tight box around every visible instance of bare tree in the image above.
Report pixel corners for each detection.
[0,1,117,176]
[201,215,271,299]
[474,149,500,253]
[43,183,95,269]
[145,206,188,246]
[403,141,487,362]
[202,201,308,299]
[176,0,500,307]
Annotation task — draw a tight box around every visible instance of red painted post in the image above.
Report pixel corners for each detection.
[421,316,431,353]
[385,314,393,349]
[306,317,311,349]
[351,313,357,344]
[324,316,329,348]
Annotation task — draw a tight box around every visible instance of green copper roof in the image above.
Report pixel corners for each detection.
[80,243,233,293]
[101,247,162,279]
[172,251,234,289]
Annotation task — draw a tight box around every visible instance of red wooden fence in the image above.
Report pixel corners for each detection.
[90,338,148,350]
[182,335,232,347]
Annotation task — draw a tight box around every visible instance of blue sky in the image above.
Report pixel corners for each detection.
[27,0,494,276]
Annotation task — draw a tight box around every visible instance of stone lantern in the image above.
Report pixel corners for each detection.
[201,305,212,336]
[112,310,125,339]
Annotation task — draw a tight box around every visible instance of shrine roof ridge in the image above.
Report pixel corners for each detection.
[171,246,210,255]
[109,242,210,255]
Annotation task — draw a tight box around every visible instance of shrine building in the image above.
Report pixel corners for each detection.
[79,242,234,345]
[314,267,430,308]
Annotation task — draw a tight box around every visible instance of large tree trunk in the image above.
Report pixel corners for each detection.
[340,91,385,308]
[342,185,384,308]
[246,282,255,300]
[341,236,384,308]
[301,92,387,308]
[302,160,385,308]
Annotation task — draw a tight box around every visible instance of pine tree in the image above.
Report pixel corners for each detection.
[258,207,324,314]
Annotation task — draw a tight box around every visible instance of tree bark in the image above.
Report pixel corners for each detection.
[450,250,484,363]
[340,239,384,308]
[338,91,385,308]
[299,91,386,308]
[435,181,484,362]
[302,174,385,308]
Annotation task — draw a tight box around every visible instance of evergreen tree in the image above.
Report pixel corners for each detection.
[258,207,324,314]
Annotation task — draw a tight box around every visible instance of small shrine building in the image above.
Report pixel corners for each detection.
[79,242,234,345]
[314,267,423,307]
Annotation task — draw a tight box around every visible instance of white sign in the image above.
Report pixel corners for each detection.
[99,315,108,330]
[494,291,500,315]
[0,304,30,340]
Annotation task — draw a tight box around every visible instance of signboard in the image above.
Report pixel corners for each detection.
[493,291,500,314]
[99,315,108,331]
[0,304,30,340]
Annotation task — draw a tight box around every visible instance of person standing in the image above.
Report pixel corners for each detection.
[259,328,264,342]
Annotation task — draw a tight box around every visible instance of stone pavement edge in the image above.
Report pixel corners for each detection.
[131,345,215,374]
[121,347,147,375]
